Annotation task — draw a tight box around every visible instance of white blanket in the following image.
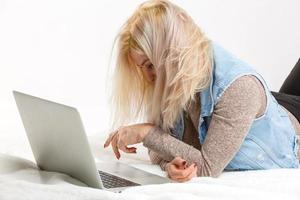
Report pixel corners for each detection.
[1,132,300,200]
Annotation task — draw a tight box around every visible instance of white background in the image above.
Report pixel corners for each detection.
[1,0,300,153]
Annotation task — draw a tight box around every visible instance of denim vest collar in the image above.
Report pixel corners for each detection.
[200,64,214,118]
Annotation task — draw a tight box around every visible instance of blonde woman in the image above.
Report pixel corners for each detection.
[104,0,300,182]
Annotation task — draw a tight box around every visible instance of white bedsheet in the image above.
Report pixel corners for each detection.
[1,132,300,200]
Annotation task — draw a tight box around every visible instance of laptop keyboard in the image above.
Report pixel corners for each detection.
[98,170,141,189]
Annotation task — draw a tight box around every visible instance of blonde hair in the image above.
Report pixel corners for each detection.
[109,0,212,132]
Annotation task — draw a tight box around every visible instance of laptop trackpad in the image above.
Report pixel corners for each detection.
[96,161,174,185]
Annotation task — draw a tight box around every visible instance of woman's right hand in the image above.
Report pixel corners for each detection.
[165,157,198,182]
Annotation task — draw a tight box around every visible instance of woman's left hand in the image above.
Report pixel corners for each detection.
[103,123,155,159]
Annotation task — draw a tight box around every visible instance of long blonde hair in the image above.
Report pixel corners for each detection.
[109,0,212,132]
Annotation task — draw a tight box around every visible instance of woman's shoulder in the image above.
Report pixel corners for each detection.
[215,75,267,118]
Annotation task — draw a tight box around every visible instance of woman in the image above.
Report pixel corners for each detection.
[103,0,300,182]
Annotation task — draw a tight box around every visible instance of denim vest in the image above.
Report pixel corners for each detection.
[170,42,300,170]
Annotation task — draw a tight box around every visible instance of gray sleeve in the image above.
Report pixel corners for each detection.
[147,148,169,171]
[143,75,266,177]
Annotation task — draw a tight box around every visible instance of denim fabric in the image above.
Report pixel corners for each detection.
[170,42,300,170]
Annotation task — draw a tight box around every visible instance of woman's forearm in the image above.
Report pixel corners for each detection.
[143,126,212,176]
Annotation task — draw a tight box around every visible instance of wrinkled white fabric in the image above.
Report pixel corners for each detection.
[1,132,300,200]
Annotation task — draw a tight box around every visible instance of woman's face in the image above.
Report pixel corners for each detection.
[130,50,156,83]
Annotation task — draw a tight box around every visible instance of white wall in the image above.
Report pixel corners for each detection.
[1,0,300,148]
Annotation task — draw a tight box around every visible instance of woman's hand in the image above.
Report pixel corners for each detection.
[103,123,155,159]
[165,157,198,182]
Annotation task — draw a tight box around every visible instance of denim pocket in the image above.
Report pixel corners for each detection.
[225,149,265,171]
[225,137,283,171]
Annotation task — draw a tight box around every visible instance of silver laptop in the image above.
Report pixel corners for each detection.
[13,91,174,193]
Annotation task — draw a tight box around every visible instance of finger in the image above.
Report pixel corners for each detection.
[175,166,198,182]
[169,165,197,182]
[116,135,127,152]
[116,131,137,154]
[111,133,121,159]
[170,162,195,177]
[104,130,118,148]
[169,163,196,178]
[178,167,198,182]
[117,138,137,153]
[125,146,137,153]
[120,146,137,153]
[170,166,194,180]
[171,157,187,168]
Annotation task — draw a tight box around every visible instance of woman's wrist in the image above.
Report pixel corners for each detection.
[164,162,171,171]
[140,123,155,141]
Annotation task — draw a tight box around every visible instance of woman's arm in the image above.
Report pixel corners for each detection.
[143,75,266,177]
